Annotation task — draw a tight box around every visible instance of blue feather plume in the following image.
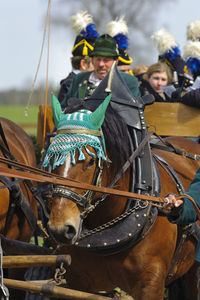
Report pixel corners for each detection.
[81,23,99,39]
[114,33,129,49]
[160,46,181,61]
[186,57,200,76]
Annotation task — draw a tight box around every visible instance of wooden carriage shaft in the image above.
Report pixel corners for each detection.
[0,165,165,204]
[2,255,71,269]
[3,278,124,300]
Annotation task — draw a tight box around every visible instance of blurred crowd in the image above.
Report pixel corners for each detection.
[57,11,200,109]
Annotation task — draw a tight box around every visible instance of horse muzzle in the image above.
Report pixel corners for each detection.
[47,216,83,245]
[46,185,90,244]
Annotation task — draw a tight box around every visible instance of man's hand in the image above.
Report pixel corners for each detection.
[163,194,184,214]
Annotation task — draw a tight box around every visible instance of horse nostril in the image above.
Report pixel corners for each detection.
[64,225,76,239]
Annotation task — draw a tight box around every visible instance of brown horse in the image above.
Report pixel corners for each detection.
[0,117,38,242]
[45,94,200,300]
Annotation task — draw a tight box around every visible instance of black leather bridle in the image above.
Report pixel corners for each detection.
[52,157,104,209]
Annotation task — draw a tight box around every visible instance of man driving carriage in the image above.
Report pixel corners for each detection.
[61,33,141,109]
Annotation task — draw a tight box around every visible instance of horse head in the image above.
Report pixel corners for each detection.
[44,93,116,245]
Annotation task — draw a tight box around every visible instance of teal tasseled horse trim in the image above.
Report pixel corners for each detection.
[43,133,106,169]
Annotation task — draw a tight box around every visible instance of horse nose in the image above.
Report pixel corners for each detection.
[63,224,77,240]
[47,221,78,244]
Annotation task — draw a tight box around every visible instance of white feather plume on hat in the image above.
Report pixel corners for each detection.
[70,10,93,33]
[151,28,178,55]
[187,20,200,41]
[106,16,133,65]
[106,16,128,37]
[183,40,200,60]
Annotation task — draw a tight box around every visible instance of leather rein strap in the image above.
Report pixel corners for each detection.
[0,159,196,207]
[150,133,200,161]
[1,152,200,219]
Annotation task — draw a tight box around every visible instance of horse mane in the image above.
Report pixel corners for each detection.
[102,106,131,169]
[64,100,131,169]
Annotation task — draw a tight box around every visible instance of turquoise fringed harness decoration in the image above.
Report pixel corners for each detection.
[43,109,107,169]
[42,92,111,207]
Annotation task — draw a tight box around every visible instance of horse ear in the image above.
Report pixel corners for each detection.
[89,93,112,129]
[51,93,64,128]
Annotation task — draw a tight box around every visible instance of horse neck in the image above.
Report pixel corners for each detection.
[0,118,36,166]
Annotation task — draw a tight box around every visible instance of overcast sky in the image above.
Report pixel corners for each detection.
[1,0,200,91]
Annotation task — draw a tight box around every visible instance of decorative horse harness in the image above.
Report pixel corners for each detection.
[44,103,200,260]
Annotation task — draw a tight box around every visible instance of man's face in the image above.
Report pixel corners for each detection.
[92,56,115,80]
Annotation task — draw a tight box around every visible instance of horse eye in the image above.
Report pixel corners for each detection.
[87,158,95,167]
[83,158,96,171]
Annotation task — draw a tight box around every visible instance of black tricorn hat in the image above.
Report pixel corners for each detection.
[70,10,99,57]
[72,34,97,57]
[118,48,133,66]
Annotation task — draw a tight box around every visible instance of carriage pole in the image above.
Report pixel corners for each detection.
[2,255,71,269]
[3,278,134,300]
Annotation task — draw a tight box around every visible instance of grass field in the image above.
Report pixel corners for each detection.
[0,105,39,135]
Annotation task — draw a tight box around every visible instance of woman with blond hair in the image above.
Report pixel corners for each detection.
[140,62,173,102]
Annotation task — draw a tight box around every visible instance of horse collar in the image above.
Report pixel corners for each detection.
[75,203,158,255]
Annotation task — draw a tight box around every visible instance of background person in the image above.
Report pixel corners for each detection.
[151,27,190,89]
[139,62,173,102]
[171,39,200,107]
[132,63,148,86]
[58,10,99,103]
[106,17,133,75]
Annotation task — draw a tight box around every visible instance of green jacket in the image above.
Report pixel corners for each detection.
[61,71,141,109]
[178,167,200,262]
[177,167,200,225]
[168,167,200,262]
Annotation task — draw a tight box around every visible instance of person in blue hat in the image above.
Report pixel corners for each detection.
[58,11,99,103]
[61,33,140,109]
[151,28,192,90]
[106,17,134,75]
[171,39,200,108]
